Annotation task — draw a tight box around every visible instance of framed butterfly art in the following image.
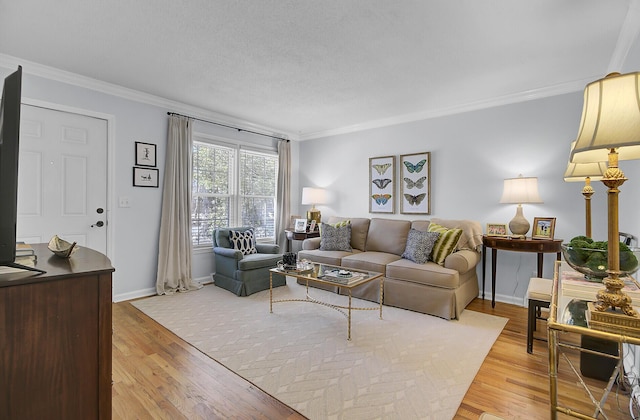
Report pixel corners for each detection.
[369,155,395,213]
[400,152,431,214]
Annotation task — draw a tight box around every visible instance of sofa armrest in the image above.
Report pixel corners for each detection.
[444,249,480,274]
[256,243,280,254]
[302,237,321,250]
[213,247,243,260]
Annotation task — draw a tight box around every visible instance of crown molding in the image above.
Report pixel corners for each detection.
[0,53,299,141]
[608,0,640,73]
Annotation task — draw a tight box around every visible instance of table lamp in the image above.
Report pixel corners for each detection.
[499,175,543,238]
[570,71,640,317]
[301,187,326,225]
[563,141,607,238]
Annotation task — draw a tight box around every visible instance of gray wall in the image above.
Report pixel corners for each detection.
[3,56,639,305]
[0,62,296,301]
[297,92,640,305]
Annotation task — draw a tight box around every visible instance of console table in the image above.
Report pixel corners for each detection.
[285,229,320,252]
[0,244,114,420]
[482,235,562,307]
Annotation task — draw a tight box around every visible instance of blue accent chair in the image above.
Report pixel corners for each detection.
[212,227,284,296]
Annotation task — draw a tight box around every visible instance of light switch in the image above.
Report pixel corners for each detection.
[119,196,131,208]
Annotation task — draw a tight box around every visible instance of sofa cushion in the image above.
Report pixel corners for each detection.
[229,229,258,255]
[320,222,352,251]
[327,217,370,251]
[386,258,460,289]
[341,251,401,275]
[428,223,463,265]
[401,229,440,264]
[366,218,411,255]
[298,248,362,266]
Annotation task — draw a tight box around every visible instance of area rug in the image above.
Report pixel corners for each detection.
[132,278,507,420]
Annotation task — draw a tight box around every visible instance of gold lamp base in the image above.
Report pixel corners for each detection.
[306,209,321,226]
[593,150,637,317]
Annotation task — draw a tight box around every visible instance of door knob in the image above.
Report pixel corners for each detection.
[91,221,105,227]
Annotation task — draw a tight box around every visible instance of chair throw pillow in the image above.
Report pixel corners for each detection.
[229,229,258,255]
[427,223,463,265]
[320,222,352,251]
[401,229,440,264]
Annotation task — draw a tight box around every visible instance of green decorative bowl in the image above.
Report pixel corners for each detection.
[561,244,640,279]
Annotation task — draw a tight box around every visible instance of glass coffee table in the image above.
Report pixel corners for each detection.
[269,262,383,340]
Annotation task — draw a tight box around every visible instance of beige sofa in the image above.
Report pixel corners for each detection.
[298,217,483,319]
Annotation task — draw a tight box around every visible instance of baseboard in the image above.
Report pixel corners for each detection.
[477,291,527,307]
[114,287,156,303]
[113,275,213,303]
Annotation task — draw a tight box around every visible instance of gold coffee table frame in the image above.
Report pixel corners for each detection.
[269,263,383,340]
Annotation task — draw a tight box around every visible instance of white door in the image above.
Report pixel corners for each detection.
[16,105,108,254]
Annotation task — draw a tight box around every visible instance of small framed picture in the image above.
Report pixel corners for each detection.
[294,218,307,233]
[289,215,301,229]
[135,142,157,167]
[133,167,159,188]
[532,217,556,240]
[309,220,317,232]
[486,223,509,237]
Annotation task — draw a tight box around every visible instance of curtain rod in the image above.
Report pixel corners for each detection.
[167,112,289,142]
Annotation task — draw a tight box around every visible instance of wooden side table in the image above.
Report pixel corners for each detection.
[482,235,562,307]
[285,229,320,252]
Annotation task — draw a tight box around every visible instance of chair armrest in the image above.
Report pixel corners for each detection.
[302,237,321,250]
[256,243,280,254]
[213,247,243,260]
[444,249,480,274]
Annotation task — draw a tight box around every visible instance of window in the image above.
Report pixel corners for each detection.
[192,138,278,247]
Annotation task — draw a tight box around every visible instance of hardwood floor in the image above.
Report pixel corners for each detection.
[112,297,634,419]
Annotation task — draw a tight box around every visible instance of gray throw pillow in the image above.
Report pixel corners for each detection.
[401,229,440,264]
[320,222,352,251]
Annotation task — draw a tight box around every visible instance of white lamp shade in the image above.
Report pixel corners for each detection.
[301,187,327,205]
[499,176,543,204]
[564,141,608,181]
[570,72,640,163]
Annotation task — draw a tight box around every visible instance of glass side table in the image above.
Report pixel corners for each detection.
[548,260,640,419]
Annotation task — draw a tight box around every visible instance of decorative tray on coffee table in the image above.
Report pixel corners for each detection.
[276,264,313,274]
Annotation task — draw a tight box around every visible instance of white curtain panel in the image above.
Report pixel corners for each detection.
[156,115,201,295]
[275,139,291,251]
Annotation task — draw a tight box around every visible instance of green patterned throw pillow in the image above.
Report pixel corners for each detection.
[427,223,463,265]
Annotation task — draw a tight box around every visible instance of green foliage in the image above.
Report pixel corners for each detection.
[566,235,638,276]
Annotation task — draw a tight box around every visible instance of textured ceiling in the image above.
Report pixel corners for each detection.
[1,0,640,140]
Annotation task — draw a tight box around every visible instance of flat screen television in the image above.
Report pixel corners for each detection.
[0,66,44,273]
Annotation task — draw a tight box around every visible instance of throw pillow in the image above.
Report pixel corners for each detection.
[320,222,352,251]
[427,223,463,265]
[401,229,440,264]
[229,229,258,255]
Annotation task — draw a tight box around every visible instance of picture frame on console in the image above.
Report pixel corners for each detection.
[294,218,307,233]
[400,151,430,215]
[486,223,508,237]
[369,155,395,214]
[532,217,556,240]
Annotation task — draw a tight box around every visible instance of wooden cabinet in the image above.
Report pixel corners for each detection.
[0,244,114,420]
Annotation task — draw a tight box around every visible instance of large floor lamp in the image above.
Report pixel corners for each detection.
[563,141,607,238]
[570,71,640,317]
